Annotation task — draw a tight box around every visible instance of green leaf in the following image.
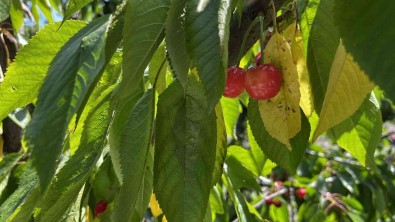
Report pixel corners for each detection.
[212,103,227,185]
[109,0,170,182]
[247,124,276,176]
[70,52,122,154]
[154,78,217,222]
[197,0,210,12]
[25,16,109,191]
[303,0,340,113]
[334,0,395,102]
[74,9,125,126]
[36,86,114,222]
[0,163,38,222]
[220,97,240,137]
[218,0,231,69]
[269,199,288,221]
[222,173,260,222]
[149,44,167,94]
[0,0,10,22]
[313,42,375,140]
[9,0,23,31]
[185,0,225,111]
[63,0,93,22]
[209,185,224,216]
[225,155,261,191]
[92,157,119,202]
[70,52,122,155]
[165,0,190,87]
[7,187,40,222]
[36,0,53,23]
[300,0,318,55]
[61,185,84,222]
[248,100,310,173]
[226,144,264,178]
[0,21,86,121]
[329,94,381,168]
[0,153,22,183]
[113,89,155,222]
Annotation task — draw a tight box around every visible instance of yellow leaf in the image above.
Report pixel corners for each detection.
[150,193,163,217]
[260,32,301,149]
[283,23,314,116]
[313,42,375,141]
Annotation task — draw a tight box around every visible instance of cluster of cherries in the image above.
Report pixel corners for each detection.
[265,181,307,208]
[224,52,282,100]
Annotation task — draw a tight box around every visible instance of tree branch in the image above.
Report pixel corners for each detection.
[228,0,286,66]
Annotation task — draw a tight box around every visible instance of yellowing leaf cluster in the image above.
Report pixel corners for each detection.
[313,42,375,140]
[283,23,314,117]
[260,28,302,149]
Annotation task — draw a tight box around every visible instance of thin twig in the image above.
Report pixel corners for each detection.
[305,149,362,167]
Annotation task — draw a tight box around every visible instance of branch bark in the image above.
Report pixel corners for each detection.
[1,18,22,154]
[228,0,286,66]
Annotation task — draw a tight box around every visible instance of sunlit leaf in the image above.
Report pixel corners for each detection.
[212,103,227,185]
[329,94,381,168]
[149,44,167,94]
[209,186,224,216]
[0,163,38,221]
[220,97,240,137]
[226,143,264,178]
[261,31,301,148]
[0,153,22,183]
[197,0,210,12]
[63,0,92,22]
[35,86,114,222]
[334,0,395,102]
[25,16,109,190]
[302,0,339,113]
[9,0,23,31]
[225,149,261,191]
[283,23,314,117]
[150,193,163,217]
[313,42,375,140]
[0,21,86,121]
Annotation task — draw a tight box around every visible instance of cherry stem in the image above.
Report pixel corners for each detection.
[259,15,265,65]
[270,0,278,32]
[236,16,260,67]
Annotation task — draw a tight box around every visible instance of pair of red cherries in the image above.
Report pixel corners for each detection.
[224,52,282,100]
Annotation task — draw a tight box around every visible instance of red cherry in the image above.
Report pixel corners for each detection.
[255,52,262,66]
[272,200,282,207]
[94,201,108,216]
[275,181,283,187]
[245,64,282,100]
[223,66,246,98]
[265,199,273,205]
[296,188,307,199]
